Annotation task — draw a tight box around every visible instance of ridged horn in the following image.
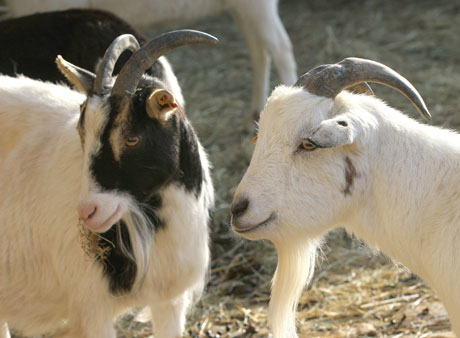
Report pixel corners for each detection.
[93,34,140,95]
[111,29,218,97]
[296,57,431,120]
[301,63,374,96]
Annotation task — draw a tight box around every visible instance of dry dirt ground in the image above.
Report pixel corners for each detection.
[4,0,460,337]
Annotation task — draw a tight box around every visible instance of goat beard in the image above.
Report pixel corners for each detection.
[269,238,318,338]
[78,205,154,291]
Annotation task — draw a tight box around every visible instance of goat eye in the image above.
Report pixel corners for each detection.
[125,136,140,147]
[301,140,317,151]
[252,135,258,144]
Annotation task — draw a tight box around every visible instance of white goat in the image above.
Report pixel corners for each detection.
[231,57,460,337]
[0,30,215,338]
[4,0,297,116]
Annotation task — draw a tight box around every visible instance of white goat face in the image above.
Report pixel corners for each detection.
[231,86,367,242]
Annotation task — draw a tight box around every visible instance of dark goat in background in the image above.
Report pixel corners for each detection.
[0,9,167,92]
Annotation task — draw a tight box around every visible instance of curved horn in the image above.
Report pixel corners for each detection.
[296,57,430,120]
[300,63,374,96]
[111,29,218,97]
[93,34,140,95]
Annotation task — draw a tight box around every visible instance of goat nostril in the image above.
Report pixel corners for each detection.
[231,198,249,217]
[87,206,97,220]
[79,204,98,221]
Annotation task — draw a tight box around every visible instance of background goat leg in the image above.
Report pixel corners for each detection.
[229,0,297,118]
[0,322,10,338]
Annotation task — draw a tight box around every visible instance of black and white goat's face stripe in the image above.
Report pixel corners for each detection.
[77,78,183,226]
[77,95,125,233]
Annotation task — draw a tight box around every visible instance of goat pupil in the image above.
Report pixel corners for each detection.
[302,140,316,151]
[126,137,139,146]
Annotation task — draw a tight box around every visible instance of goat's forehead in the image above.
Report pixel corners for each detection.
[260,86,330,141]
[83,95,134,161]
[84,93,137,135]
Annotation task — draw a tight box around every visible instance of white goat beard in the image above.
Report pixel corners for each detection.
[269,239,317,338]
[120,203,154,291]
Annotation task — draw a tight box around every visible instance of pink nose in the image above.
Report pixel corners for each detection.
[78,202,98,221]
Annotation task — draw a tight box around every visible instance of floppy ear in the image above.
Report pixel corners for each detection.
[146,89,177,121]
[56,55,96,94]
[309,116,360,148]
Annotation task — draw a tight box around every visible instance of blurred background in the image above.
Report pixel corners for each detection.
[2,0,460,336]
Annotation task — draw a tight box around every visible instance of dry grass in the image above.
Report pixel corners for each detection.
[5,0,460,336]
[146,0,459,337]
[142,0,459,336]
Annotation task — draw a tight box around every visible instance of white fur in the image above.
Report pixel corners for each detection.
[232,85,460,337]
[3,0,297,114]
[0,75,213,337]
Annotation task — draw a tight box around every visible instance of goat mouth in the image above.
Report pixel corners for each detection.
[232,213,276,234]
[91,205,122,233]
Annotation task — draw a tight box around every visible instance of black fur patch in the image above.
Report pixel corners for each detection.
[177,118,204,195]
[343,156,357,196]
[98,194,162,294]
[0,9,165,84]
[98,221,136,293]
[89,86,203,294]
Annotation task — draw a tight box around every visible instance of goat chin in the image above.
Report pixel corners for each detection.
[269,238,318,338]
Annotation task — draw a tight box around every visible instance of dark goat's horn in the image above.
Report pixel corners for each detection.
[296,57,431,120]
[94,34,140,95]
[111,29,218,97]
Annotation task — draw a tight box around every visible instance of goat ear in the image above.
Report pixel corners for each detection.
[56,55,95,94]
[146,89,177,121]
[309,117,360,149]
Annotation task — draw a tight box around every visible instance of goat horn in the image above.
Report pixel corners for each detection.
[111,29,218,97]
[94,34,140,95]
[296,57,431,120]
[299,63,374,96]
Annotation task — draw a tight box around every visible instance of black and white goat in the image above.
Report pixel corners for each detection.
[0,8,183,107]
[0,30,215,338]
[3,0,297,116]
